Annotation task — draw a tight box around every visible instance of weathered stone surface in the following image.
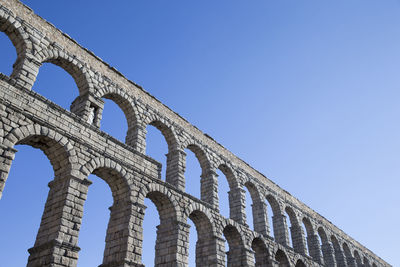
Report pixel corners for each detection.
[0,1,390,266]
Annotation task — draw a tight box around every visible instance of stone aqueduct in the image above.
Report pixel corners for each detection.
[0,1,390,267]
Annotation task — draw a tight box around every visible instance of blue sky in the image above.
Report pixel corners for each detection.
[0,0,399,266]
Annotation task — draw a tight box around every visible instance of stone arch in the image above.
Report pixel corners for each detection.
[266,194,288,246]
[143,185,185,266]
[185,205,219,266]
[363,256,371,267]
[148,119,179,151]
[223,223,247,267]
[218,163,249,225]
[331,235,346,266]
[343,242,354,267]
[144,117,183,188]
[317,226,328,244]
[218,163,238,189]
[244,180,268,235]
[266,194,282,220]
[302,217,322,263]
[251,237,271,267]
[295,259,306,267]
[285,206,305,253]
[275,249,290,267]
[244,180,262,203]
[137,182,181,221]
[1,124,77,197]
[35,48,93,94]
[80,156,132,202]
[102,93,136,127]
[0,7,32,79]
[188,209,214,238]
[317,226,335,266]
[95,86,139,143]
[184,202,216,234]
[354,250,362,267]
[0,124,84,266]
[146,189,179,223]
[79,158,136,266]
[302,217,314,238]
[186,143,211,176]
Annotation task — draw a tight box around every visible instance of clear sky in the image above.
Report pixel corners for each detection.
[0,0,399,266]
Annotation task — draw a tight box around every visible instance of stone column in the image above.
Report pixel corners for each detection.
[195,235,225,267]
[13,54,41,89]
[254,253,270,267]
[321,242,337,267]
[27,175,92,267]
[226,246,254,267]
[200,170,219,210]
[165,149,186,191]
[290,224,307,255]
[215,236,226,267]
[154,220,190,266]
[228,187,247,225]
[242,248,256,267]
[0,144,17,199]
[70,92,104,127]
[252,201,269,237]
[307,234,324,264]
[99,201,146,267]
[272,214,290,247]
[125,123,147,154]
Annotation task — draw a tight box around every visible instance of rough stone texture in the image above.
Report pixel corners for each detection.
[0,1,390,266]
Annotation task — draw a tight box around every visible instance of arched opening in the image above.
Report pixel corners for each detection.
[217,168,231,219]
[0,14,27,79]
[295,259,306,267]
[266,194,287,245]
[223,225,245,267]
[300,223,309,255]
[79,165,131,266]
[32,62,79,111]
[0,144,52,266]
[275,249,290,267]
[316,231,323,253]
[0,129,75,266]
[243,185,253,229]
[251,237,271,267]
[77,174,113,266]
[354,251,362,267]
[188,210,215,266]
[0,31,17,76]
[363,257,371,267]
[244,181,262,232]
[142,197,160,266]
[100,94,131,143]
[145,122,170,181]
[185,146,203,198]
[284,206,298,250]
[144,190,180,266]
[266,202,274,238]
[187,217,197,267]
[218,164,238,221]
[343,242,353,267]
[302,217,316,258]
[331,235,345,266]
[318,227,332,266]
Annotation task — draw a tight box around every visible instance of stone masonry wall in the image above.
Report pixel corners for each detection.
[0,1,390,266]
